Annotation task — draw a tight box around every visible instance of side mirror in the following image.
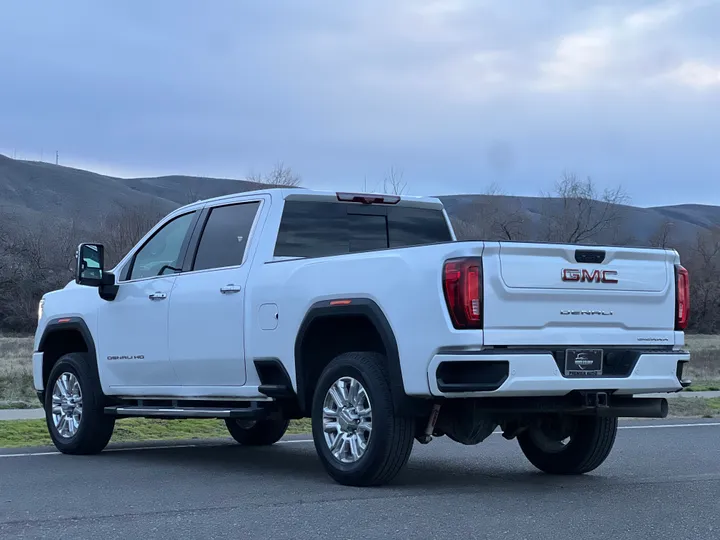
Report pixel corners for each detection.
[75,243,105,287]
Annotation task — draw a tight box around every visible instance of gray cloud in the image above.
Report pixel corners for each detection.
[0,0,719,206]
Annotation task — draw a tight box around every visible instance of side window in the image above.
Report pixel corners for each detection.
[274,201,347,258]
[192,201,260,271]
[388,206,453,247]
[129,212,196,281]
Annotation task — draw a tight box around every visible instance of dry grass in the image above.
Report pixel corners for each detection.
[0,417,313,448]
[0,335,34,407]
[1,334,719,408]
[685,334,720,380]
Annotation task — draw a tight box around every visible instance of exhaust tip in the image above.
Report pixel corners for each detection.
[659,398,669,418]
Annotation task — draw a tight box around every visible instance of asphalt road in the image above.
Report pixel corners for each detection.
[2,419,719,540]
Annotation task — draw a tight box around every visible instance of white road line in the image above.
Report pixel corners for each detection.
[1,422,718,459]
[617,422,720,430]
[105,444,199,452]
[0,451,60,458]
[276,439,313,445]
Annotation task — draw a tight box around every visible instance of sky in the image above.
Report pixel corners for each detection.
[1,0,719,207]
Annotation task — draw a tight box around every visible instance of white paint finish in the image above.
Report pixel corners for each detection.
[168,266,249,386]
[498,243,670,292]
[426,352,688,398]
[34,187,688,404]
[96,276,179,390]
[482,242,677,347]
[108,385,271,400]
[245,236,496,397]
[32,352,44,391]
[33,285,101,387]
[259,303,279,331]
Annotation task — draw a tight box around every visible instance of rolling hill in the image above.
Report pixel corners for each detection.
[1,153,718,248]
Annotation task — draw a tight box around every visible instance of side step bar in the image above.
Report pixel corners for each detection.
[104,405,267,420]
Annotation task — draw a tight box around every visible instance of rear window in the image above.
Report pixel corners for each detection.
[274,200,452,258]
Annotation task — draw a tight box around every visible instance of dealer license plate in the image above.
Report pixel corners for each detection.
[564,349,603,377]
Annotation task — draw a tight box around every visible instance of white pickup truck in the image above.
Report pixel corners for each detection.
[33,188,692,486]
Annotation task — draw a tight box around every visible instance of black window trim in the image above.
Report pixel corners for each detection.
[181,197,266,275]
[119,209,202,284]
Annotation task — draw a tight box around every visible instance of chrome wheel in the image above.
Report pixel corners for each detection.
[51,372,83,439]
[322,376,373,463]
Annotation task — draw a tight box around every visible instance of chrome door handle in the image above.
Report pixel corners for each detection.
[220,284,242,294]
[148,292,167,300]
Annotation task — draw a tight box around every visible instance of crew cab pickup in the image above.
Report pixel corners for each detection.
[33,188,692,486]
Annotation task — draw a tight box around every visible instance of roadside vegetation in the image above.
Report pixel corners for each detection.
[0,335,34,407]
[0,418,312,448]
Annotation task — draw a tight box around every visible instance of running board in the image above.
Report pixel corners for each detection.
[104,405,267,419]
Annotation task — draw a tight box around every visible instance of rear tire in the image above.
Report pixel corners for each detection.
[517,415,618,475]
[224,415,289,446]
[44,353,115,455]
[311,351,415,487]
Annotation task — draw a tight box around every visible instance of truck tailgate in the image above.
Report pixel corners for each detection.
[482,242,679,347]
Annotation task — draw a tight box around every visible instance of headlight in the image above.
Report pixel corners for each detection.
[38,298,45,320]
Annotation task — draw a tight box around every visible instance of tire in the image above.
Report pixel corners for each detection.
[224,415,290,446]
[517,414,618,475]
[311,351,415,487]
[44,352,115,454]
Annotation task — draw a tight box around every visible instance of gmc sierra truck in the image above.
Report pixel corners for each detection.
[33,188,692,486]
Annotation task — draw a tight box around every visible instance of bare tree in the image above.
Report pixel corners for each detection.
[455,183,527,241]
[382,166,407,195]
[685,227,720,333]
[541,171,630,244]
[482,183,527,241]
[450,217,484,241]
[185,187,202,204]
[247,162,302,187]
[482,181,505,196]
[0,219,15,288]
[649,220,675,249]
[0,215,84,330]
[101,203,166,267]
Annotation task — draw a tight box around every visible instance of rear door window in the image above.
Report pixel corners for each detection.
[192,201,261,271]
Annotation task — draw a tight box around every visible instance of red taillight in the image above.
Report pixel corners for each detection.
[675,264,690,330]
[443,257,483,329]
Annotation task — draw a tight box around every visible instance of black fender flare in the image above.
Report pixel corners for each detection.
[38,316,102,394]
[294,298,418,417]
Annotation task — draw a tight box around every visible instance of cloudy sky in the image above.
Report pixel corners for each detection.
[1,0,719,206]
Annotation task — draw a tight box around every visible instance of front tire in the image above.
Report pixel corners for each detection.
[224,415,290,446]
[311,351,415,487]
[517,415,618,475]
[44,353,115,454]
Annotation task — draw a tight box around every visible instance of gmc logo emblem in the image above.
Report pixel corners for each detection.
[562,268,618,284]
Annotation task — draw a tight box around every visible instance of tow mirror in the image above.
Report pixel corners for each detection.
[75,243,105,287]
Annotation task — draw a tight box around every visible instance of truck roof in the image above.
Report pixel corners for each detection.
[179,187,445,212]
